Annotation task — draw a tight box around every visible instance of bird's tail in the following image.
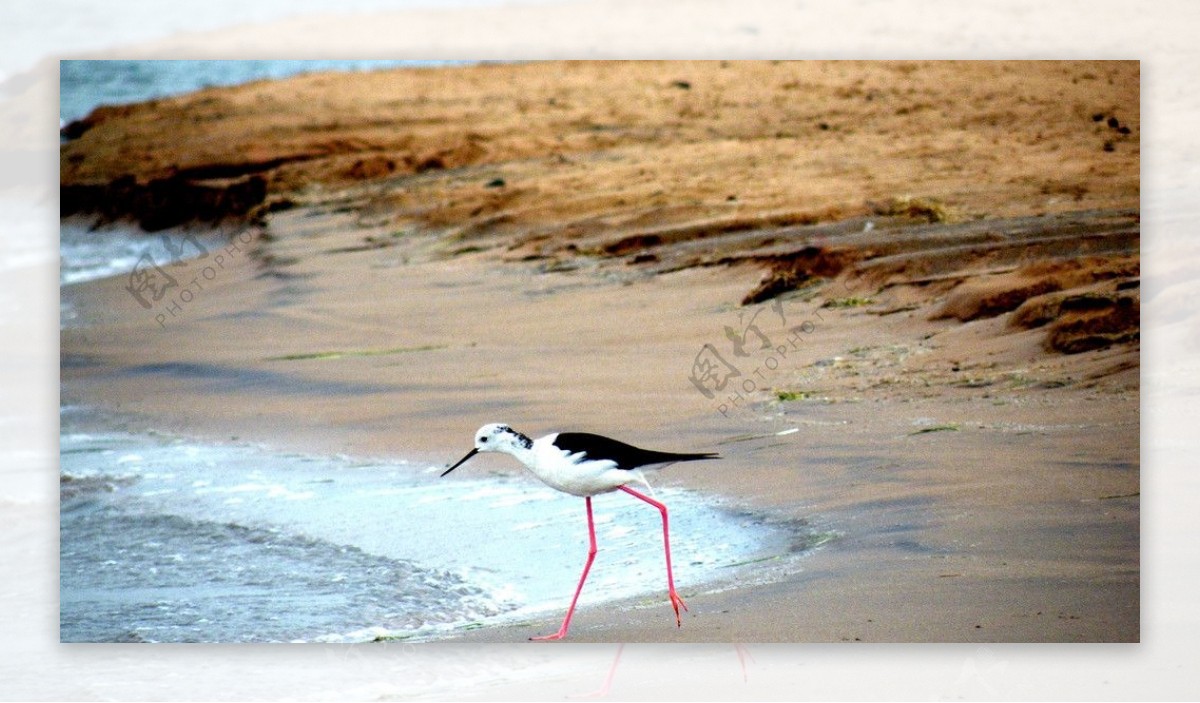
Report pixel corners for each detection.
[644,450,720,464]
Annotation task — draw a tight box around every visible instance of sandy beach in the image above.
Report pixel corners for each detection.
[60,60,1139,643]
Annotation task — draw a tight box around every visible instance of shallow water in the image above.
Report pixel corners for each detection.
[59,222,229,287]
[60,429,789,643]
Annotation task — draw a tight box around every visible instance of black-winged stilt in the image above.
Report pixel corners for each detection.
[441,422,719,641]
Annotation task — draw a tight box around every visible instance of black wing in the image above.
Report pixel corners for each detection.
[552,432,719,471]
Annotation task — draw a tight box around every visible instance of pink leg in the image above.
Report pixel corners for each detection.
[618,485,688,626]
[532,496,598,641]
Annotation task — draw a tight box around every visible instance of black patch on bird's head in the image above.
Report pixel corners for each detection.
[499,425,533,449]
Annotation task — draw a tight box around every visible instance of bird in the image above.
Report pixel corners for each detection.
[441,422,719,641]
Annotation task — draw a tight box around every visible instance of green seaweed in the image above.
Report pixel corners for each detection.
[908,423,960,435]
[822,296,874,309]
[774,390,810,401]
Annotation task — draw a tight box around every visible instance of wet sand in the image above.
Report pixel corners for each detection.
[60,60,1139,642]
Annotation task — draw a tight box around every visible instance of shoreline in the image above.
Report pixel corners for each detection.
[59,60,1139,643]
[59,366,1140,643]
[60,228,1139,642]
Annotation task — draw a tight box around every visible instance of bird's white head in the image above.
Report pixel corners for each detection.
[475,423,534,452]
[441,423,533,477]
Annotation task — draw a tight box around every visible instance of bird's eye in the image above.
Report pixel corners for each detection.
[479,436,488,443]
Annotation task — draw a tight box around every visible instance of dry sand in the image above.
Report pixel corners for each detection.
[60,60,1139,642]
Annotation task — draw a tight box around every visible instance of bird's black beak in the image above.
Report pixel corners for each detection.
[441,447,479,477]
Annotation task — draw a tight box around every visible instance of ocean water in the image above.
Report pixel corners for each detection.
[60,427,792,643]
[59,220,230,286]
